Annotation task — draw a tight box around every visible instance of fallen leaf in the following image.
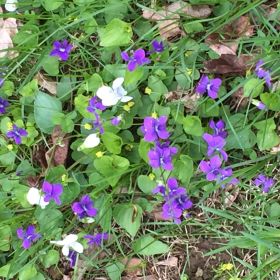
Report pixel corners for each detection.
[204,54,252,75]
[156,256,178,267]
[122,276,155,280]
[0,7,18,58]
[35,72,57,95]
[122,258,144,277]
[195,267,204,277]
[224,188,240,208]
[223,16,254,38]
[33,145,48,170]
[143,2,211,40]
[26,175,41,188]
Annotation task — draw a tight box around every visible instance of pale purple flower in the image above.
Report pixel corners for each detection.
[256,101,266,110]
[209,120,227,138]
[84,233,108,246]
[255,60,271,88]
[219,168,239,188]
[6,124,28,145]
[42,181,63,205]
[121,48,150,72]
[196,75,222,99]
[17,225,41,249]
[151,40,164,53]
[254,174,274,193]
[148,142,177,171]
[72,195,98,219]
[203,133,228,161]
[0,78,4,87]
[50,40,73,61]
[93,113,104,134]
[199,155,223,181]
[87,96,106,113]
[67,250,77,268]
[0,97,9,114]
[141,116,169,142]
[111,116,122,126]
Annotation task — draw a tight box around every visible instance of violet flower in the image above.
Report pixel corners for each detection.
[67,250,77,268]
[141,116,169,142]
[219,168,239,188]
[148,142,177,171]
[17,225,41,249]
[50,40,73,61]
[257,101,266,110]
[203,133,228,161]
[6,124,28,145]
[93,113,104,134]
[72,195,98,219]
[121,48,150,72]
[0,97,9,114]
[111,116,122,126]
[254,174,274,193]
[87,96,106,114]
[255,60,271,88]
[151,40,164,53]
[196,75,222,99]
[209,120,227,138]
[84,233,108,246]
[42,181,63,205]
[199,155,223,181]
[0,78,4,88]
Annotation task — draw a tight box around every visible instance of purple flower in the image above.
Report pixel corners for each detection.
[196,75,222,99]
[84,233,108,246]
[93,113,104,134]
[0,78,4,88]
[255,60,271,88]
[209,120,227,138]
[67,250,77,268]
[254,174,274,193]
[87,96,106,114]
[0,97,9,114]
[141,116,169,142]
[219,168,239,188]
[199,155,223,181]
[203,133,228,161]
[17,225,41,249]
[72,195,98,219]
[159,178,192,224]
[148,142,177,171]
[111,116,122,126]
[6,124,28,145]
[121,48,150,72]
[50,40,73,61]
[42,181,63,205]
[151,40,164,53]
[256,101,266,110]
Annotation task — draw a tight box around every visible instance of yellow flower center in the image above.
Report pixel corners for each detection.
[96,151,104,158]
[84,123,92,130]
[145,87,152,95]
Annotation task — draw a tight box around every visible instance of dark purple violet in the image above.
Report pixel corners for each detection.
[50,40,73,61]
[17,225,41,249]
[196,74,222,99]
[0,97,9,114]
[72,195,98,219]
[6,124,28,145]
[67,250,77,268]
[254,174,274,193]
[255,60,271,88]
[42,181,63,205]
[151,40,164,53]
[199,155,223,181]
[203,133,228,161]
[209,120,227,138]
[219,168,239,188]
[87,96,106,113]
[93,113,104,134]
[141,116,169,142]
[84,233,108,246]
[121,48,150,72]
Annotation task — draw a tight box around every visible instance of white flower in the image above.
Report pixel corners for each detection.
[50,234,83,256]
[96,77,133,106]
[5,0,18,12]
[26,187,49,209]
[78,133,100,151]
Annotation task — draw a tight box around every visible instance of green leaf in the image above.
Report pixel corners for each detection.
[183,21,204,33]
[99,19,132,47]
[137,175,156,194]
[226,127,256,150]
[243,78,263,98]
[148,75,168,102]
[132,235,169,256]
[80,73,103,93]
[173,155,193,184]
[183,116,203,136]
[256,129,280,151]
[113,204,142,237]
[61,183,80,204]
[13,24,39,48]
[138,139,153,163]
[74,94,92,118]
[268,203,280,218]
[0,264,12,278]
[124,67,144,86]
[41,250,59,268]
[0,225,11,251]
[0,81,14,96]
[19,265,37,280]
[106,262,125,280]
[198,99,219,117]
[41,56,59,76]
[34,91,62,134]
[260,92,280,111]
[57,76,74,101]
[19,79,38,104]
[95,195,112,231]
[41,0,64,11]
[101,132,123,154]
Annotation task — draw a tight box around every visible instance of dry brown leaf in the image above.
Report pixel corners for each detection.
[33,145,48,170]
[156,256,178,267]
[143,2,211,40]
[0,7,18,58]
[122,258,144,277]
[223,16,254,38]
[51,126,69,166]
[35,72,57,95]
[122,276,155,280]
[204,54,252,75]
[224,188,240,208]
[26,175,41,188]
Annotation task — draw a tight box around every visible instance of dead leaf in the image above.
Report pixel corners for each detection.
[271,142,280,154]
[223,16,254,38]
[156,257,178,267]
[230,87,249,110]
[33,145,48,170]
[0,8,18,58]
[204,54,252,75]
[26,175,41,188]
[143,2,211,40]
[224,188,239,208]
[122,258,144,277]
[122,276,155,280]
[35,72,57,95]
